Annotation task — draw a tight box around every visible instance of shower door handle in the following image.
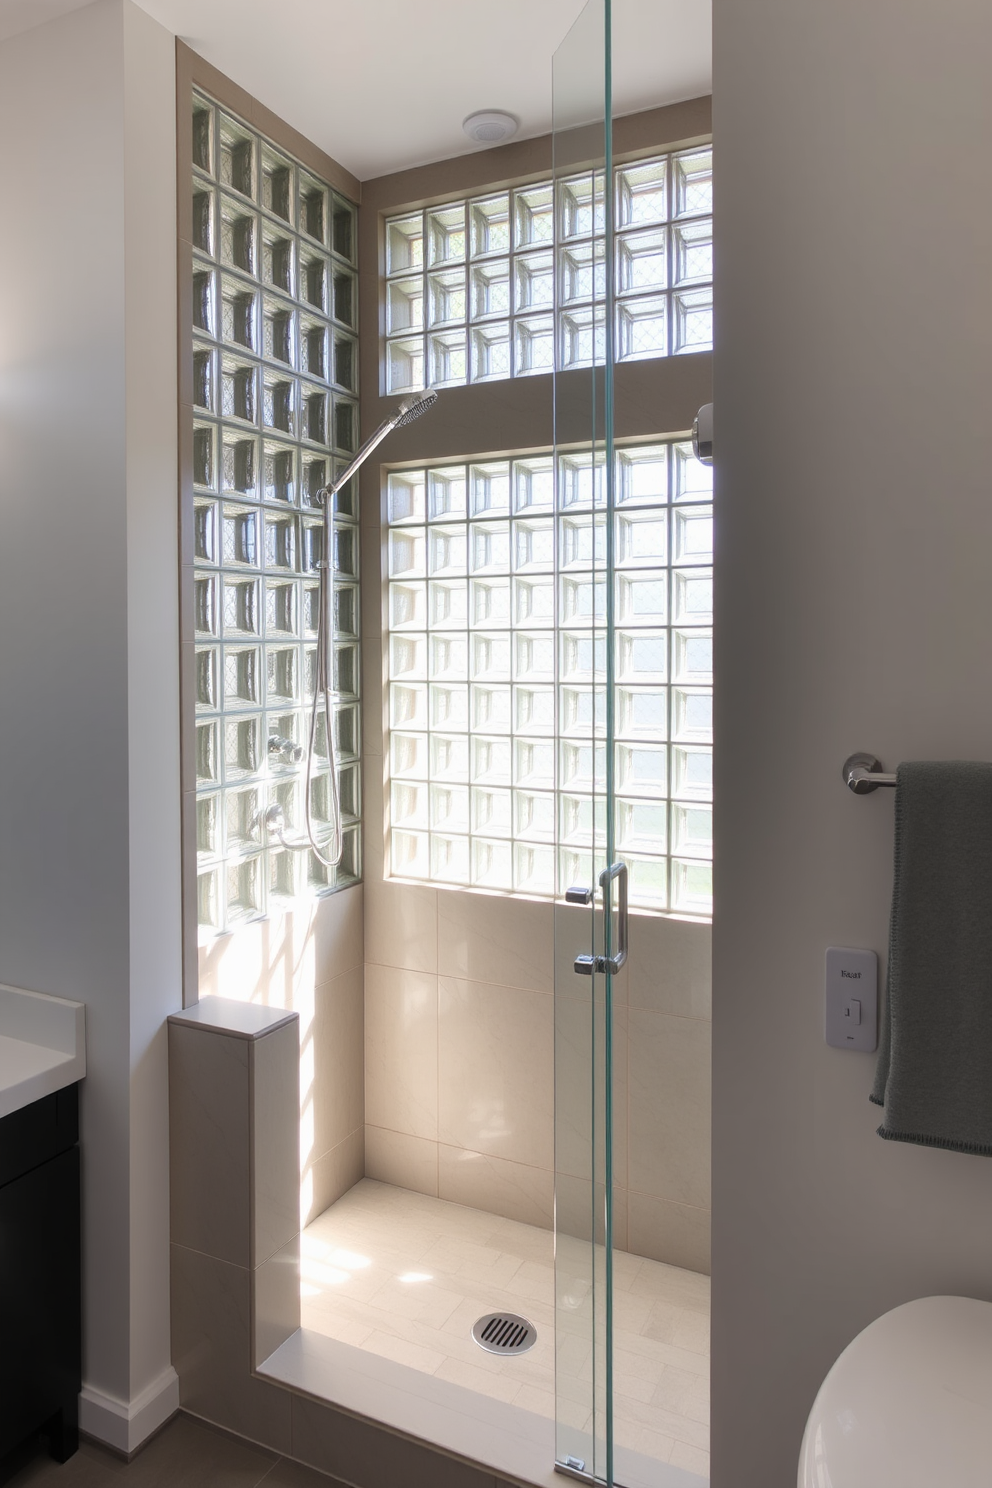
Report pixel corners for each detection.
[569,863,628,976]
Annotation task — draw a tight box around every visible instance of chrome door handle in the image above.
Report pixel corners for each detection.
[599,861,628,974]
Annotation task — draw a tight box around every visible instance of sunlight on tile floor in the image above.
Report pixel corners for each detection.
[302,1179,709,1479]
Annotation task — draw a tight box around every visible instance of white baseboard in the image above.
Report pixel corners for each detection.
[79,1365,180,1455]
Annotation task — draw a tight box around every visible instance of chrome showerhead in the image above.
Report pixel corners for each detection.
[394,390,439,428]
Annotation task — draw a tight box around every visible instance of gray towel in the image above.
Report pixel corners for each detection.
[871,760,992,1154]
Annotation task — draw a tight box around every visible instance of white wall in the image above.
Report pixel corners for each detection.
[712,2,992,1484]
[0,0,180,1449]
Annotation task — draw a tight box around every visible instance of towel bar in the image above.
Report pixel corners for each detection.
[843,753,897,793]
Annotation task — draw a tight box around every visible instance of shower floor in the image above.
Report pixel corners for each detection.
[301,1179,709,1479]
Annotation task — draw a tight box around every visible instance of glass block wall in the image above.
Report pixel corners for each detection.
[190,90,361,938]
[385,440,713,916]
[384,146,712,392]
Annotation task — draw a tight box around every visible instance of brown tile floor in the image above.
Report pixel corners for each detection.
[0,1414,341,1488]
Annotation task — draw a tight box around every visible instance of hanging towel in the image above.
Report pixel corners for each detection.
[871,761,992,1154]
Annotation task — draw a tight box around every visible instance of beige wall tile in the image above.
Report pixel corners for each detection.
[254,1233,301,1368]
[626,914,711,1020]
[363,762,386,883]
[310,964,364,1163]
[366,965,438,1139]
[252,1021,301,1266]
[438,890,554,993]
[366,876,438,974]
[627,1191,711,1276]
[290,1392,494,1488]
[438,976,553,1170]
[438,1145,553,1230]
[365,1125,438,1198]
[306,1127,365,1222]
[312,882,364,982]
[361,636,385,756]
[554,992,628,1189]
[628,1008,711,1211]
[169,1024,250,1267]
[171,1242,292,1453]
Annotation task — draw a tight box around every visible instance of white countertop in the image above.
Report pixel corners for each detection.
[0,983,85,1119]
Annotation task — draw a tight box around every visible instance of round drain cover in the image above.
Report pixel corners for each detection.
[472,1311,537,1355]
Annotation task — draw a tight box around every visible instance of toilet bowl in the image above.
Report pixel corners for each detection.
[798,1295,992,1487]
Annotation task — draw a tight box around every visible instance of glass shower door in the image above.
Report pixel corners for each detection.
[553,2,618,1482]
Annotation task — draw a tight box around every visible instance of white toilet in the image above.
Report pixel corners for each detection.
[799,1295,992,1487]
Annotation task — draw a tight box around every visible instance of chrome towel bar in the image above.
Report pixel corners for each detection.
[843,753,897,793]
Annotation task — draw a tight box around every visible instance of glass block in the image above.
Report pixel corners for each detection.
[197,869,221,931]
[194,575,218,634]
[334,522,358,578]
[222,503,260,566]
[196,646,219,709]
[428,328,467,387]
[514,685,555,736]
[261,222,295,294]
[430,732,469,783]
[617,508,667,567]
[559,792,606,847]
[470,193,510,257]
[219,114,255,198]
[194,498,218,561]
[617,294,668,362]
[617,797,667,855]
[430,833,470,885]
[430,633,468,680]
[427,466,466,520]
[671,687,712,743]
[513,517,554,572]
[221,355,257,424]
[303,456,331,507]
[192,268,216,335]
[391,730,428,780]
[387,336,425,394]
[299,247,329,312]
[388,275,424,335]
[559,172,605,240]
[471,838,513,890]
[335,700,361,759]
[389,528,426,579]
[339,760,362,820]
[219,195,257,275]
[430,578,468,629]
[617,686,668,740]
[559,738,606,794]
[469,521,510,575]
[514,314,554,376]
[472,786,512,838]
[301,581,319,638]
[299,170,328,243]
[196,720,219,783]
[559,846,607,899]
[227,854,264,923]
[226,784,262,851]
[430,683,468,731]
[560,573,607,626]
[301,384,327,444]
[514,631,555,682]
[559,451,605,510]
[192,99,214,172]
[514,574,555,627]
[672,628,712,685]
[299,516,324,574]
[223,576,261,636]
[671,858,712,915]
[560,303,605,369]
[673,507,713,564]
[267,646,299,703]
[617,571,668,625]
[470,632,511,682]
[672,802,712,859]
[471,684,512,734]
[224,646,261,707]
[470,321,511,382]
[514,842,555,896]
[386,213,424,276]
[265,578,298,637]
[427,205,466,265]
[515,738,556,790]
[513,789,556,842]
[391,779,428,831]
[389,580,426,631]
[261,370,295,435]
[263,441,296,503]
[196,792,220,859]
[261,295,294,364]
[673,147,713,219]
[424,525,463,578]
[333,270,355,328]
[192,348,214,411]
[471,577,511,627]
[617,443,668,505]
[673,286,713,354]
[514,250,554,312]
[224,715,260,778]
[332,197,356,263]
[615,158,668,229]
[559,239,606,305]
[673,217,713,286]
[560,513,606,569]
[672,743,712,801]
[616,742,668,798]
[471,735,512,786]
[673,441,713,502]
[269,845,303,903]
[469,259,510,320]
[616,227,668,295]
[470,461,511,516]
[192,188,215,255]
[264,511,298,572]
[387,469,426,525]
[390,681,428,731]
[616,628,668,684]
[560,686,607,739]
[390,632,427,681]
[513,456,555,512]
[672,567,713,624]
[261,144,294,223]
[514,184,554,246]
[628,855,669,911]
[333,333,357,391]
[560,629,606,683]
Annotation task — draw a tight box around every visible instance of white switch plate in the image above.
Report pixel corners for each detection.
[825,947,878,1052]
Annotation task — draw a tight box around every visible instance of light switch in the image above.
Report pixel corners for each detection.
[825,947,878,1052]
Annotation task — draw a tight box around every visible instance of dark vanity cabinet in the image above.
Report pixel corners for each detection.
[0,1085,81,1464]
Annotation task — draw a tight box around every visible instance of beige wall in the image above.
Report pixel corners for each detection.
[712,0,992,1482]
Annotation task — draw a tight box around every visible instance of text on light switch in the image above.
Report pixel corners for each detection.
[825,947,878,1052]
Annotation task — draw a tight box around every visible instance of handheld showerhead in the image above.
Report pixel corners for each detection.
[394,390,439,428]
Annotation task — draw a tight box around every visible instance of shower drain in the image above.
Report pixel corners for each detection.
[472,1311,537,1356]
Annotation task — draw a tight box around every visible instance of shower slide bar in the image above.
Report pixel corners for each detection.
[843,753,897,793]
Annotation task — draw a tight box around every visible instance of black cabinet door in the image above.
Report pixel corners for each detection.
[0,1147,81,1459]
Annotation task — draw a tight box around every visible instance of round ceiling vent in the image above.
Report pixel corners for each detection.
[462,110,518,145]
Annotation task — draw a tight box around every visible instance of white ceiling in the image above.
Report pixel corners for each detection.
[0,0,710,180]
